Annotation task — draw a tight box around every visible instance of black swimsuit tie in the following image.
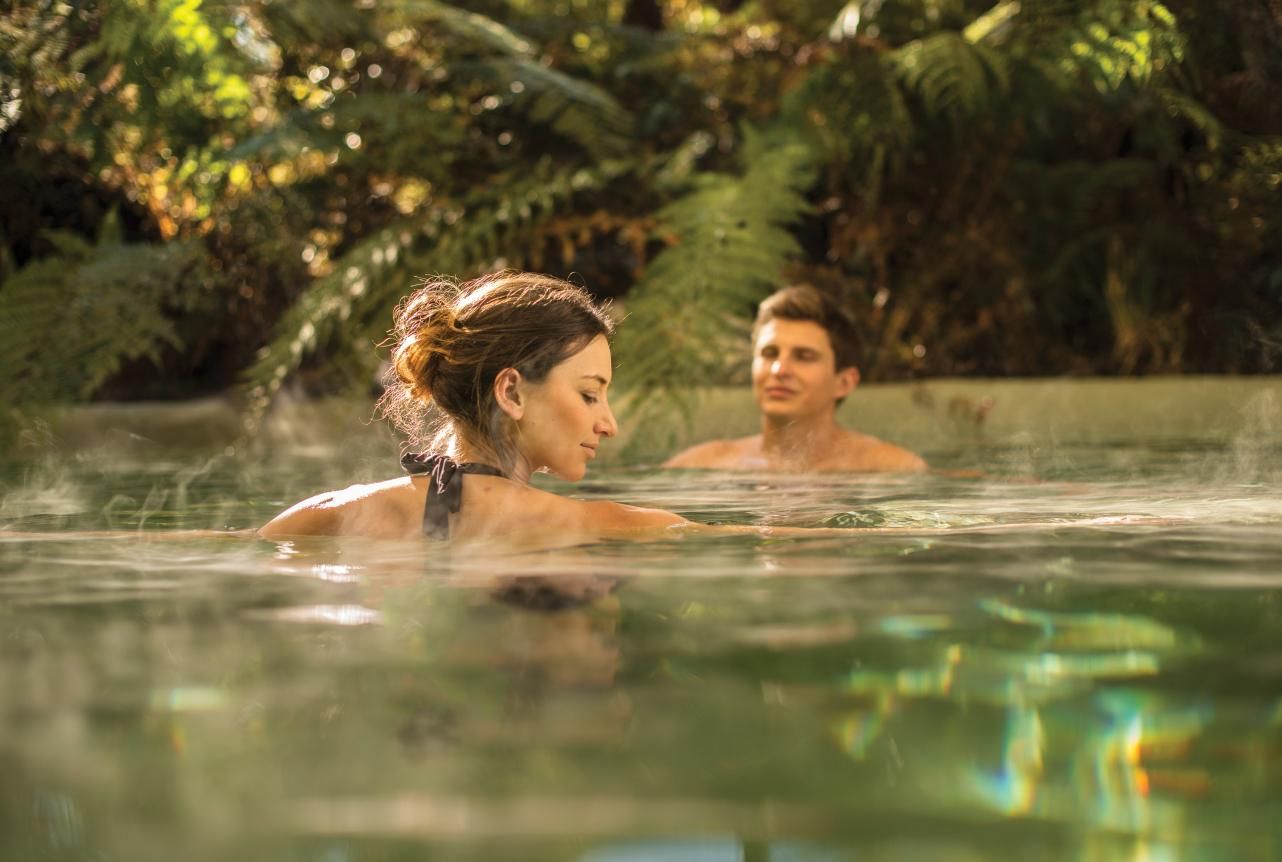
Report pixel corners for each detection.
[401,453,506,539]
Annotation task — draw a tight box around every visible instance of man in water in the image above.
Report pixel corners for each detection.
[663,285,926,473]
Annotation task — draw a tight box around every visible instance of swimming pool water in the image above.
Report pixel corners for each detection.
[2,381,1281,861]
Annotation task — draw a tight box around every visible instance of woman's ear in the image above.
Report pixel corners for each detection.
[494,367,525,420]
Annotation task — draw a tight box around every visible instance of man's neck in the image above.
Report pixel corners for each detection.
[759,411,845,464]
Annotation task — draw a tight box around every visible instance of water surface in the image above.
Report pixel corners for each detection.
[3,379,1282,861]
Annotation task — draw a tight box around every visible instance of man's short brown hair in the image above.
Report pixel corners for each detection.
[753,285,861,370]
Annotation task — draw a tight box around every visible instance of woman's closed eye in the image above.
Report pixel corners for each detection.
[581,392,599,405]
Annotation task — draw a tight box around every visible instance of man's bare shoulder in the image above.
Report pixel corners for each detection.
[828,432,927,473]
[662,436,759,469]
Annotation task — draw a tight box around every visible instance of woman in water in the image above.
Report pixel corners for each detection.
[259,271,685,544]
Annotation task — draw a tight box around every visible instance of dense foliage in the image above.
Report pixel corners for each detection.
[2,0,1280,432]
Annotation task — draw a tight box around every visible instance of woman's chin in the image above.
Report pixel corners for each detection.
[552,463,587,482]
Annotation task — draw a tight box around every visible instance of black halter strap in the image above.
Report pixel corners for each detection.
[401,453,506,539]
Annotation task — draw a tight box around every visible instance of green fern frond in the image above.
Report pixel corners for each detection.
[1012,0,1184,95]
[614,126,818,455]
[389,0,536,56]
[229,93,468,179]
[255,0,371,46]
[2,3,78,102]
[383,2,634,158]
[651,132,718,192]
[241,221,426,418]
[0,230,199,406]
[891,32,1010,124]
[785,52,913,202]
[1154,86,1225,151]
[453,57,635,159]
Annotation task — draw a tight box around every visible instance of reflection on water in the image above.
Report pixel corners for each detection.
[831,596,1211,844]
[4,386,1282,860]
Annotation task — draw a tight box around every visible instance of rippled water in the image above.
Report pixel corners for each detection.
[3,380,1282,861]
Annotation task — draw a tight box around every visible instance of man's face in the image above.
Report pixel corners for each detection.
[751,318,858,421]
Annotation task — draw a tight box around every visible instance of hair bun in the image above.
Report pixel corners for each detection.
[390,281,462,406]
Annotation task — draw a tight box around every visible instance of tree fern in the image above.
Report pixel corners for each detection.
[613,126,818,456]
[785,51,914,203]
[891,32,1011,125]
[387,0,537,56]
[461,57,636,159]
[229,93,468,181]
[0,217,202,408]
[376,1,635,158]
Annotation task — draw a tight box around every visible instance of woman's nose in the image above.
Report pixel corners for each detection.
[597,405,618,438]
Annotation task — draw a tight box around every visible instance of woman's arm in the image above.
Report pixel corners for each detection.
[587,500,690,535]
[672,514,1178,539]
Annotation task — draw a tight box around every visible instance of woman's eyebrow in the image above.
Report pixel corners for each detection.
[580,374,609,385]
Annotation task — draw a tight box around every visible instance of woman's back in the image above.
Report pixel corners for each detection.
[258,468,683,544]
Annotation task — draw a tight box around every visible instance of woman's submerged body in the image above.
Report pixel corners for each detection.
[257,463,685,544]
[259,330,686,544]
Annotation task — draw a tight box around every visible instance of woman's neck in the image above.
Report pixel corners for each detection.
[455,438,529,484]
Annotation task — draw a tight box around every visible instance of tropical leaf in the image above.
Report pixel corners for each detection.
[475,57,635,159]
[614,125,818,456]
[387,0,537,57]
[0,222,201,406]
[228,93,468,179]
[891,32,1011,124]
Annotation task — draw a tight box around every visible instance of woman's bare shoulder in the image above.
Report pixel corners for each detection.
[458,479,686,545]
[258,476,423,540]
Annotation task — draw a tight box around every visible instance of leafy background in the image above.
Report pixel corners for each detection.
[2,0,1280,438]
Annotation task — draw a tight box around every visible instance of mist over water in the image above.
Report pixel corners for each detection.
[3,377,1282,860]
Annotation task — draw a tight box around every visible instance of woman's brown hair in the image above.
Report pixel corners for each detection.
[378,271,614,469]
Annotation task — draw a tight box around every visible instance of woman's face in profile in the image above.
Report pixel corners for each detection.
[515,335,619,481]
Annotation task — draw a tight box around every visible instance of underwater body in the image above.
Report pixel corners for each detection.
[2,378,1282,861]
